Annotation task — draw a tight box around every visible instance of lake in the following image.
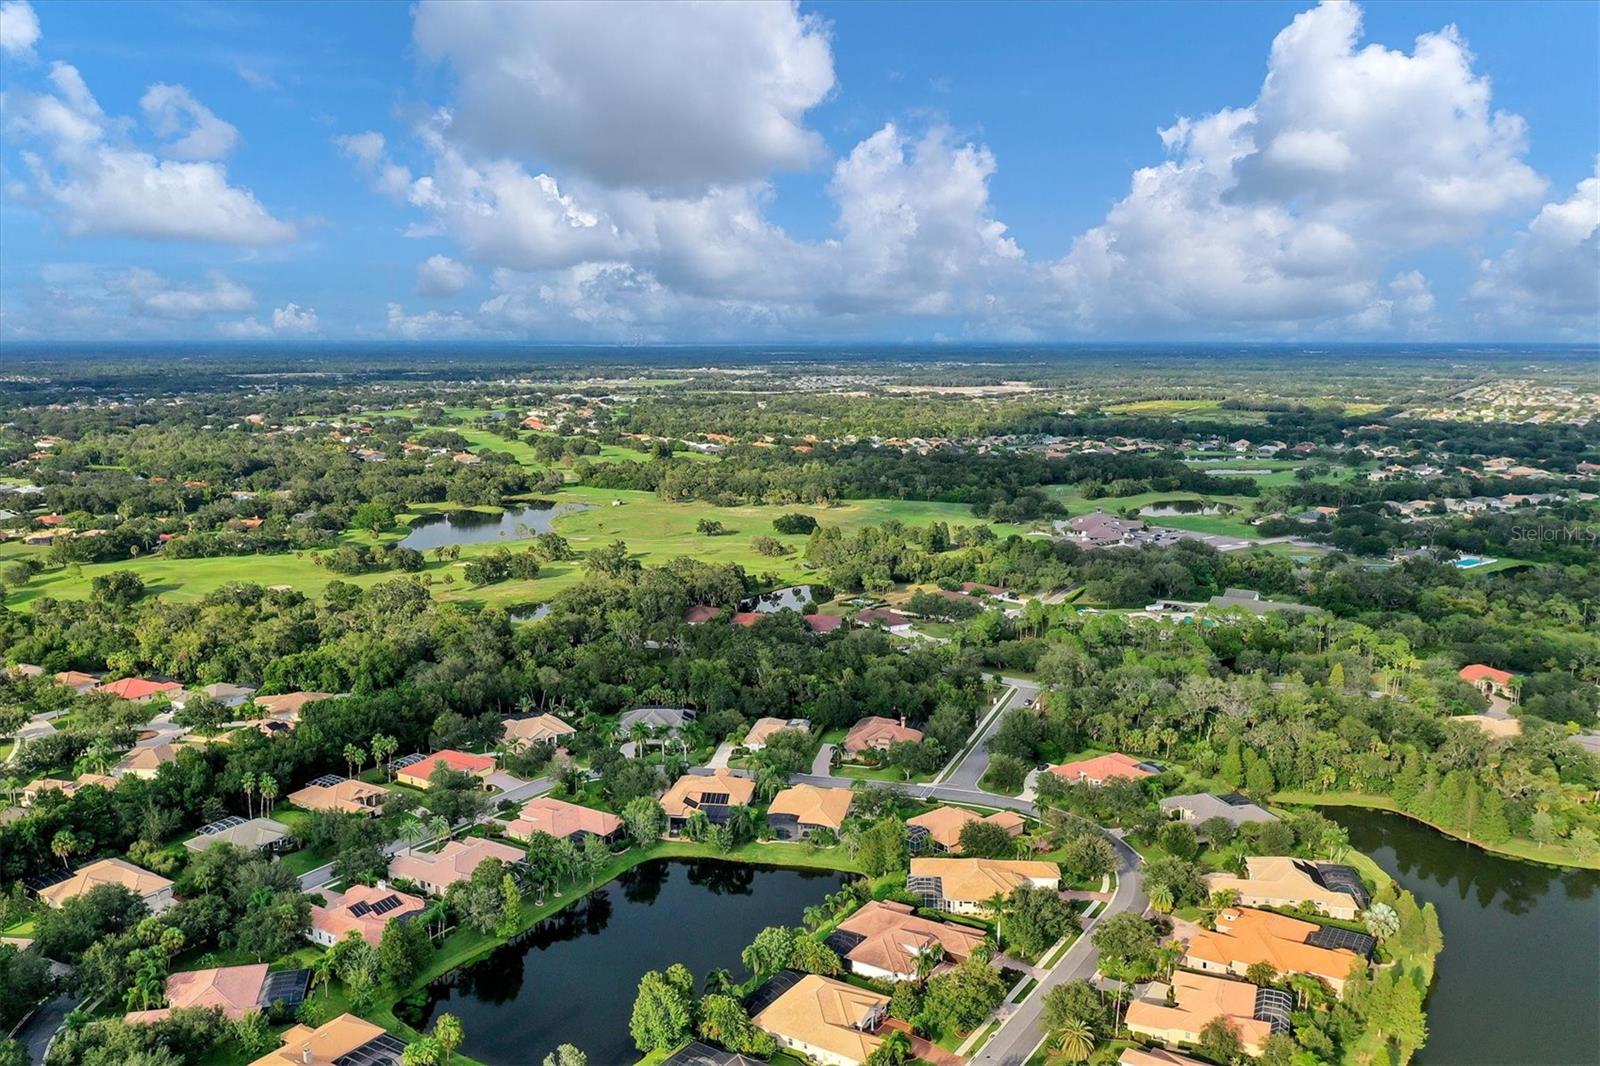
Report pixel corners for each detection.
[407,858,848,1065]
[739,584,817,613]
[1330,808,1600,1066]
[1139,499,1237,516]
[399,502,590,550]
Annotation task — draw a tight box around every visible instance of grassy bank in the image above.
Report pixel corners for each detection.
[1273,790,1600,870]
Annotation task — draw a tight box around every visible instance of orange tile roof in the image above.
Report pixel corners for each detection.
[660,769,756,820]
[768,784,853,831]
[126,963,270,1024]
[506,796,623,842]
[907,857,1059,904]
[1184,907,1361,988]
[833,900,986,977]
[398,750,496,784]
[388,837,524,892]
[502,713,575,748]
[95,677,183,700]
[249,1013,392,1066]
[1050,752,1155,784]
[253,691,334,718]
[842,716,923,753]
[907,806,1026,851]
[1458,664,1515,686]
[751,974,887,1065]
[38,858,172,907]
[286,777,389,815]
[309,884,424,946]
[1125,971,1272,1054]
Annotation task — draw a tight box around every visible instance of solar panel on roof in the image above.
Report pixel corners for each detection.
[1305,924,1376,957]
[369,894,403,915]
[349,901,372,917]
[700,792,730,805]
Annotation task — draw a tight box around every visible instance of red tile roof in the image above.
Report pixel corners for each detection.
[1050,752,1155,784]
[95,677,183,700]
[1459,664,1514,686]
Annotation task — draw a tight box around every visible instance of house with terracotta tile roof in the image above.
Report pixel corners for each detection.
[804,614,845,634]
[751,973,889,1066]
[95,677,183,703]
[53,670,100,694]
[767,784,853,840]
[38,858,174,913]
[252,691,334,721]
[683,604,721,625]
[906,806,1026,854]
[1125,971,1273,1056]
[1049,752,1160,786]
[1458,664,1517,701]
[743,717,811,749]
[842,716,923,754]
[20,773,116,806]
[248,1013,402,1066]
[388,837,525,896]
[906,857,1059,914]
[287,777,389,816]
[1183,908,1367,995]
[395,750,497,789]
[308,884,425,947]
[124,963,274,1024]
[113,743,183,780]
[827,900,986,982]
[1205,857,1370,920]
[502,713,576,752]
[505,796,623,844]
[660,769,756,835]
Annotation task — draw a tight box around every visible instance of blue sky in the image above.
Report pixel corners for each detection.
[1,0,1595,342]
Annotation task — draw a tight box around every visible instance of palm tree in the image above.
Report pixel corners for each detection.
[402,1037,441,1066]
[241,772,257,819]
[400,816,429,854]
[1147,881,1175,914]
[344,743,365,779]
[913,943,945,987]
[986,891,1010,950]
[309,949,338,993]
[1055,1019,1095,1063]
[258,775,278,815]
[372,733,398,780]
[754,765,785,804]
[426,814,451,842]
[1363,902,1400,941]
[51,828,78,868]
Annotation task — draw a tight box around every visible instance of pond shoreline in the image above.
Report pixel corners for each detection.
[1274,789,1600,870]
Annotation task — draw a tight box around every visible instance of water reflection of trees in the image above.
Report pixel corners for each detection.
[620,859,671,904]
[1336,809,1599,916]
[685,858,757,894]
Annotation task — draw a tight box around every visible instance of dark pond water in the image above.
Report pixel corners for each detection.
[1330,808,1600,1066]
[1139,499,1236,516]
[739,584,816,613]
[399,502,590,550]
[408,859,847,1065]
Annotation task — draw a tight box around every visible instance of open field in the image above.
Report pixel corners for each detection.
[1,487,1024,610]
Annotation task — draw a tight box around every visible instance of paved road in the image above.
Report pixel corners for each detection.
[974,831,1145,1065]
[791,680,1147,1065]
[939,676,1040,792]
[297,774,551,891]
[16,993,77,1065]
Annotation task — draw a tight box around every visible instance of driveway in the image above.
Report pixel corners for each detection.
[706,740,736,769]
[15,992,77,1065]
[938,676,1039,792]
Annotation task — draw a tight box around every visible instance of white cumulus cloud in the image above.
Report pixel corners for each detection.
[411,0,834,191]
[139,83,240,160]
[6,63,294,244]
[1470,166,1600,334]
[0,0,41,58]
[415,254,475,297]
[111,268,255,319]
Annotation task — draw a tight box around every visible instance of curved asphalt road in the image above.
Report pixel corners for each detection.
[793,675,1148,1065]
